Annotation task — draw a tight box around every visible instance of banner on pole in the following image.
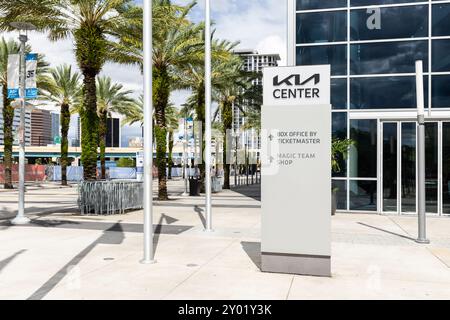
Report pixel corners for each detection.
[7,54,20,99]
[25,53,38,99]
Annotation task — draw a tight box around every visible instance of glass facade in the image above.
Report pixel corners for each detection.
[295,0,450,214]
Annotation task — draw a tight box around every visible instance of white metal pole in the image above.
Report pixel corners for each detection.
[12,34,30,225]
[204,0,213,232]
[415,60,430,244]
[141,0,156,264]
[287,0,296,66]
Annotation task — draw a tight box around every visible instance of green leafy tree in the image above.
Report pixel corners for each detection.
[41,64,81,186]
[0,37,49,188]
[0,0,141,181]
[96,76,134,179]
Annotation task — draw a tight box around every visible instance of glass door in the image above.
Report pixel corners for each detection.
[382,121,439,215]
[443,122,450,215]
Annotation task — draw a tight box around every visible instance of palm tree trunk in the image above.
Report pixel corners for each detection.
[99,111,107,180]
[2,85,14,189]
[195,85,206,192]
[60,103,70,186]
[154,67,170,200]
[222,100,233,190]
[80,71,99,181]
[168,131,174,180]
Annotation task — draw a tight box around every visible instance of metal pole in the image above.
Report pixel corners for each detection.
[204,0,213,232]
[182,117,188,196]
[12,34,29,225]
[415,60,430,244]
[141,0,156,264]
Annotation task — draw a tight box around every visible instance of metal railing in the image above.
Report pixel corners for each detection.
[78,180,143,215]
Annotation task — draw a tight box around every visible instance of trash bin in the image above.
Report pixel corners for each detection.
[212,176,223,193]
[189,178,201,196]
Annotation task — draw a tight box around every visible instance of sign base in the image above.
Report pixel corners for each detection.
[261,252,331,277]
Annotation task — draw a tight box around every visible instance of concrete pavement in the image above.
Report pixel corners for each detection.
[0,180,450,300]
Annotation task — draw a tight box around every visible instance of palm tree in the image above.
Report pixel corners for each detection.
[0,0,141,181]
[41,64,81,186]
[0,37,49,189]
[96,76,134,179]
[173,38,239,190]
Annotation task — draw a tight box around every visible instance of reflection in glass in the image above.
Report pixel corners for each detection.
[350,180,377,211]
[297,0,346,10]
[297,11,347,44]
[350,119,377,178]
[333,180,347,210]
[425,123,438,214]
[350,41,428,75]
[443,123,450,214]
[401,123,416,213]
[432,75,450,108]
[383,123,397,212]
[432,4,450,37]
[432,40,450,72]
[351,76,428,109]
[331,78,347,109]
[332,112,348,178]
[351,0,423,5]
[350,5,428,41]
[296,45,347,75]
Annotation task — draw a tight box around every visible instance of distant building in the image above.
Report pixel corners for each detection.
[51,112,60,143]
[31,108,52,146]
[106,118,120,148]
[233,50,280,150]
[0,102,32,146]
[128,137,143,148]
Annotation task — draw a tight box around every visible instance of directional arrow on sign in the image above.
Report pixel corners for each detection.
[268,134,274,141]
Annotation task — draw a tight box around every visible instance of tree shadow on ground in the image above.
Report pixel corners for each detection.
[231,184,261,201]
[241,241,261,270]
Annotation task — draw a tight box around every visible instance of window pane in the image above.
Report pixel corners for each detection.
[433,4,450,37]
[432,75,450,108]
[297,0,347,10]
[350,5,428,41]
[297,11,347,44]
[350,180,377,211]
[350,119,377,178]
[332,112,348,178]
[350,41,428,75]
[351,0,424,5]
[351,76,428,109]
[331,78,347,109]
[383,123,397,212]
[425,123,438,214]
[296,45,347,75]
[443,123,450,215]
[333,180,347,210]
[433,40,450,72]
[401,122,416,213]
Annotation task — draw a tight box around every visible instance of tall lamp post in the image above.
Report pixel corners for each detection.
[10,22,36,226]
[204,0,213,232]
[141,0,156,264]
[415,60,430,244]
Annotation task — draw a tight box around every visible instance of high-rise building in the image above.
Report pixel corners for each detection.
[106,117,120,148]
[289,0,450,215]
[233,50,280,153]
[0,101,32,146]
[51,112,60,143]
[31,108,52,146]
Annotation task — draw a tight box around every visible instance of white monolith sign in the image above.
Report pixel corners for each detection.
[261,65,331,277]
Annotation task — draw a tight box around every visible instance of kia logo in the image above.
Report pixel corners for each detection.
[273,74,320,86]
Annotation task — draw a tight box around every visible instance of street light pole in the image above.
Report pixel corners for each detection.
[10,22,35,225]
[415,60,430,244]
[204,0,213,232]
[141,0,156,264]
[182,117,189,196]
